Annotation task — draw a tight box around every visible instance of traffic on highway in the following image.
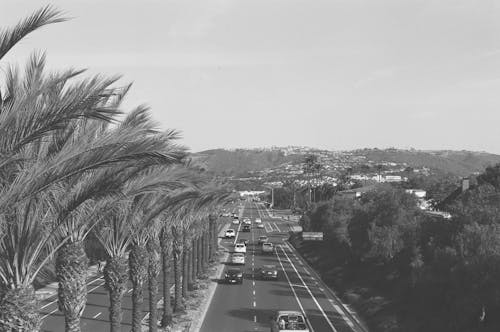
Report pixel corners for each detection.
[200,200,365,332]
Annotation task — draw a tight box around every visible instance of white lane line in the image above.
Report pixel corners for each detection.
[333,304,356,329]
[128,288,133,293]
[93,312,102,319]
[279,245,337,332]
[273,222,280,232]
[254,315,257,322]
[40,299,58,310]
[253,280,255,286]
[275,247,315,332]
[253,290,256,296]
[88,281,106,294]
[233,221,243,245]
[41,308,58,320]
[253,301,256,307]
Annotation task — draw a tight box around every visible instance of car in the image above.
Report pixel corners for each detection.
[243,218,251,225]
[270,311,309,332]
[224,268,243,284]
[255,218,262,223]
[232,219,240,225]
[222,212,231,217]
[237,238,249,245]
[242,225,251,232]
[262,242,274,254]
[234,243,246,253]
[260,264,278,280]
[257,223,264,229]
[225,229,236,239]
[258,235,269,244]
[230,253,245,265]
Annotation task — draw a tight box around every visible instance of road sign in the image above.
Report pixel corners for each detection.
[302,232,323,241]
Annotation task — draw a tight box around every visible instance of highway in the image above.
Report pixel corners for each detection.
[200,201,363,332]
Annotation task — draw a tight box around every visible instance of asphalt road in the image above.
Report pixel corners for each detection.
[200,201,363,332]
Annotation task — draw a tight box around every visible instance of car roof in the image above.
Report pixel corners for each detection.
[263,242,273,245]
[259,235,268,238]
[262,265,276,269]
[235,243,244,246]
[227,268,241,272]
[277,310,304,316]
[232,252,244,256]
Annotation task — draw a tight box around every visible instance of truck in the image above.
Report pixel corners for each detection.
[270,311,309,332]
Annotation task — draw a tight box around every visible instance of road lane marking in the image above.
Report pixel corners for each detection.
[274,247,315,332]
[253,290,255,296]
[253,280,255,286]
[272,222,280,232]
[41,308,58,320]
[93,312,102,319]
[40,299,58,310]
[278,245,338,332]
[333,304,356,329]
[253,301,256,307]
[254,315,257,322]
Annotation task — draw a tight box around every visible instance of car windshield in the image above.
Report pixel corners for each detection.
[263,265,276,269]
[233,253,244,257]
[260,236,267,239]
[263,243,273,247]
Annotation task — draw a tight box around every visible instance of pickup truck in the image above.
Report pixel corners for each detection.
[270,311,309,332]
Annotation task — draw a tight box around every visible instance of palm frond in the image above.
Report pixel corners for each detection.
[0,5,66,61]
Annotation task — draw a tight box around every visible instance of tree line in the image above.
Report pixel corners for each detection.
[298,165,500,331]
[0,6,233,332]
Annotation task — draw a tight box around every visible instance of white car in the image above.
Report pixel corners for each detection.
[255,218,262,223]
[234,243,246,253]
[230,253,245,265]
[243,218,251,225]
[257,223,264,229]
[232,219,240,225]
[271,311,309,332]
[262,242,274,254]
[225,229,236,238]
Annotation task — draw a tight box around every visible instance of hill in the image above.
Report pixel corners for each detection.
[192,147,500,178]
[353,148,500,176]
[191,149,301,176]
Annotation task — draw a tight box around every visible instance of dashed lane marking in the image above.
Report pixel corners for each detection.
[254,315,257,322]
[93,312,102,319]
[253,301,256,307]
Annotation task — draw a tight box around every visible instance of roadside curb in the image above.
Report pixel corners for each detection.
[190,234,229,332]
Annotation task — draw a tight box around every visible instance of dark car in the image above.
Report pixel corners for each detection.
[225,268,243,284]
[242,224,251,232]
[261,264,278,280]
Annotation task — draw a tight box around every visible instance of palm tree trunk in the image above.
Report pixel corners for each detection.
[56,240,89,332]
[103,255,128,332]
[129,244,148,332]
[203,231,209,271]
[0,285,39,331]
[160,230,173,327]
[191,239,197,283]
[147,237,161,332]
[172,227,183,312]
[182,245,189,298]
[192,238,198,279]
[196,236,202,276]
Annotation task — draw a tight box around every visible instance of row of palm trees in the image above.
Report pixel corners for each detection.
[0,6,231,332]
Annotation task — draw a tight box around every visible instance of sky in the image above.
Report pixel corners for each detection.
[2,0,500,153]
